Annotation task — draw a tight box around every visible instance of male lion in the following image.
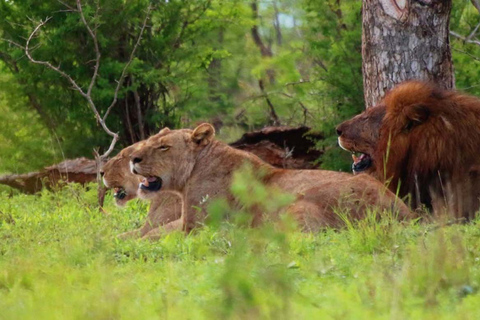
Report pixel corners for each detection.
[101,139,182,239]
[336,80,480,218]
[129,124,412,232]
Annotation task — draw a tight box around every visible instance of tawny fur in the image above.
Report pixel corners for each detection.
[102,142,181,240]
[337,81,480,218]
[130,124,412,232]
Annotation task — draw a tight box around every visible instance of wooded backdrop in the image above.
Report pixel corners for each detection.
[1,0,479,175]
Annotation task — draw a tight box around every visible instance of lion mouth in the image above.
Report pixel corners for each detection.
[113,187,127,200]
[352,153,372,174]
[139,176,162,192]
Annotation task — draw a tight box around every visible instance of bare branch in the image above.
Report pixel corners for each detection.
[57,0,77,12]
[258,79,280,125]
[451,46,480,63]
[450,30,480,47]
[172,0,211,48]
[76,0,101,97]
[25,17,87,97]
[285,79,311,86]
[102,4,151,122]
[313,58,328,72]
[467,22,480,41]
[24,3,151,159]
[0,38,25,49]
[25,17,118,157]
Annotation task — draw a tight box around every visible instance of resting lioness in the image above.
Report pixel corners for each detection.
[129,124,412,232]
[101,140,182,239]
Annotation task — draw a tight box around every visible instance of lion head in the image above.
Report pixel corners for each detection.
[336,105,385,176]
[130,124,215,197]
[101,143,143,206]
[336,80,480,215]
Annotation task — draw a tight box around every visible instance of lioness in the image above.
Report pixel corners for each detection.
[129,124,412,232]
[101,140,182,239]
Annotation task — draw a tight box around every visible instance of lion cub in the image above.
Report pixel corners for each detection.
[129,124,412,232]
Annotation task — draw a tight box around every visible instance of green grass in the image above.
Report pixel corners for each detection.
[1,184,480,319]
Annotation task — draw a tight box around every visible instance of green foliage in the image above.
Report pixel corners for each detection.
[0,0,218,158]
[0,0,365,173]
[0,70,60,174]
[1,184,480,319]
[231,164,295,214]
[1,0,480,175]
[451,1,480,96]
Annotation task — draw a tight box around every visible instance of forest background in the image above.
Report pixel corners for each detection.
[0,0,479,174]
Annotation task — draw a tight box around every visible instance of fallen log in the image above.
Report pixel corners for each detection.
[230,126,323,169]
[0,157,98,194]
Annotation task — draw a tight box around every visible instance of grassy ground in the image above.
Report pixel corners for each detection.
[1,184,480,319]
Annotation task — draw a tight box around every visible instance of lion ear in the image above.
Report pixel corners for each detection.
[404,104,429,128]
[192,123,215,146]
[158,127,171,134]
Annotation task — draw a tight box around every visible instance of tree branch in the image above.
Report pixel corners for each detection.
[24,2,151,159]
[102,4,151,122]
[467,21,480,41]
[57,0,77,12]
[250,1,273,57]
[26,17,87,99]
[132,76,145,140]
[258,79,280,125]
[172,1,211,49]
[25,16,119,157]
[76,0,101,97]
[450,30,480,47]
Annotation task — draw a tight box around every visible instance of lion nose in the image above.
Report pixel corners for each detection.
[336,126,343,136]
[132,157,142,164]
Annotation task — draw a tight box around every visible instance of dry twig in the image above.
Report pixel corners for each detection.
[450,30,480,47]
[22,1,151,208]
[24,1,151,159]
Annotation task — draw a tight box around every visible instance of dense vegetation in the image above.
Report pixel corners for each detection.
[1,0,479,173]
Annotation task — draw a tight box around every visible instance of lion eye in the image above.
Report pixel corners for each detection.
[157,146,170,151]
[403,121,414,132]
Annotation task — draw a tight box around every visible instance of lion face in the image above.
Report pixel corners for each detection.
[101,144,142,207]
[336,105,385,175]
[130,124,215,197]
[335,80,480,216]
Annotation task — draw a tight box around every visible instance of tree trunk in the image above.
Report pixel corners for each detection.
[251,1,280,125]
[208,28,224,104]
[362,0,454,107]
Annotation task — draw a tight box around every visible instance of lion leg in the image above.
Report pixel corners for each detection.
[286,200,339,231]
[117,193,183,240]
[116,228,143,240]
[141,218,184,241]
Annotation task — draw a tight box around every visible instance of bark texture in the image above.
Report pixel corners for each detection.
[362,0,454,107]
